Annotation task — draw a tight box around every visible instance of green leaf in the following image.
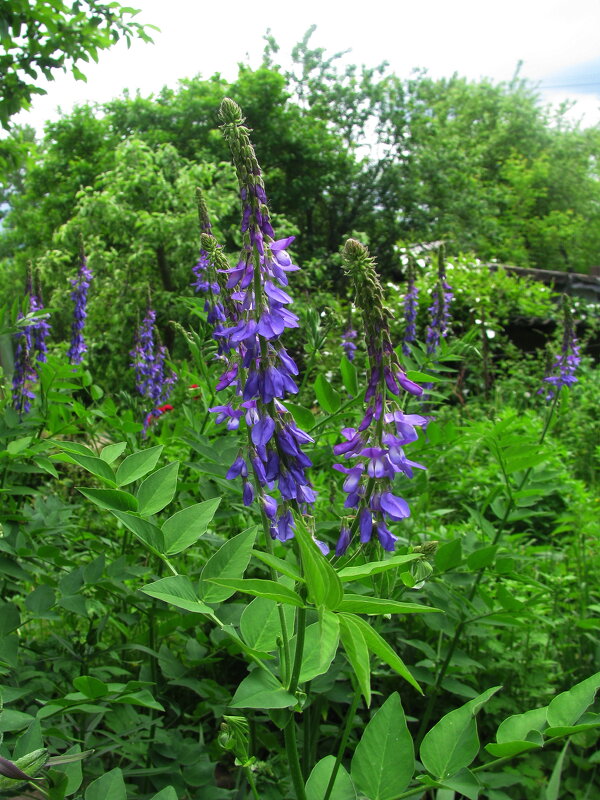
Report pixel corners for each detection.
[339,614,371,705]
[85,767,126,800]
[337,554,421,582]
[115,445,163,486]
[351,693,414,799]
[340,356,358,396]
[314,374,341,413]
[140,576,214,615]
[420,686,501,780]
[230,670,296,709]
[406,370,441,383]
[283,402,316,431]
[494,706,547,744]
[343,613,421,693]
[296,610,340,683]
[73,676,108,699]
[112,511,165,554]
[467,545,497,570]
[149,788,178,800]
[294,519,343,609]
[206,578,304,607]
[545,741,569,800]
[435,539,462,571]
[100,442,127,464]
[115,689,164,711]
[137,462,179,516]
[338,594,438,615]
[78,487,138,513]
[240,597,295,653]
[251,549,303,583]
[199,526,257,603]
[546,671,600,728]
[162,498,221,555]
[54,451,116,485]
[306,756,356,800]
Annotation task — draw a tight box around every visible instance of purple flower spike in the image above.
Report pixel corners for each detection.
[332,239,428,556]
[130,305,177,435]
[206,98,318,543]
[426,248,453,356]
[67,249,93,365]
[539,297,580,402]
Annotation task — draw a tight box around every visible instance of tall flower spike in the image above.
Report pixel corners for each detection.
[212,98,321,548]
[425,246,453,356]
[130,305,177,435]
[67,244,93,365]
[333,239,428,555]
[402,254,419,356]
[11,268,51,413]
[539,296,580,402]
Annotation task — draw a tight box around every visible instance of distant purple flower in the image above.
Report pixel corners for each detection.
[11,278,51,413]
[426,249,453,356]
[12,329,37,415]
[333,239,428,555]
[214,98,316,543]
[341,327,358,361]
[131,306,177,434]
[67,252,93,365]
[539,298,580,402]
[402,267,419,356]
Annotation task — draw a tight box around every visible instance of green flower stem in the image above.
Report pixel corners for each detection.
[307,395,360,435]
[285,715,307,800]
[245,767,261,800]
[323,684,361,800]
[287,602,306,695]
[415,391,562,748]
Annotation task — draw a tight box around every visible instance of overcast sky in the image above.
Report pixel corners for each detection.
[12,0,600,132]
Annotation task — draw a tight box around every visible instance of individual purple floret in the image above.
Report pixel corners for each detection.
[130,306,177,435]
[341,327,358,361]
[539,298,580,402]
[67,250,93,365]
[333,239,428,555]
[402,259,419,356]
[211,98,325,552]
[426,247,453,356]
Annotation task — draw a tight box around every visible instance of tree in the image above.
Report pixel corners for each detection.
[0,0,155,128]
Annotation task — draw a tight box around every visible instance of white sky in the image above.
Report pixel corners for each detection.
[11,0,600,132]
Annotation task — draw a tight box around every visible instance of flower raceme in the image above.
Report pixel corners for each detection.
[540,297,580,402]
[130,306,177,435]
[12,274,51,414]
[426,247,453,356]
[402,256,419,356]
[67,249,93,365]
[209,98,320,549]
[334,239,428,555]
[341,327,358,361]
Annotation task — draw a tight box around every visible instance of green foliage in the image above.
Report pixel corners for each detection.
[0,0,155,127]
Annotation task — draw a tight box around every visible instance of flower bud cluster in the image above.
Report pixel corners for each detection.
[210,98,318,546]
[333,239,428,554]
[425,248,453,355]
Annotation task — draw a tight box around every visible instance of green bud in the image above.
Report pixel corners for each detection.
[219,97,244,125]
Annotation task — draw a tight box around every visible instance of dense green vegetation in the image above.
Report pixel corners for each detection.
[0,27,599,800]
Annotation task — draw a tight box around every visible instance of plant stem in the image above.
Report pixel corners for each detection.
[323,686,361,800]
[285,715,307,800]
